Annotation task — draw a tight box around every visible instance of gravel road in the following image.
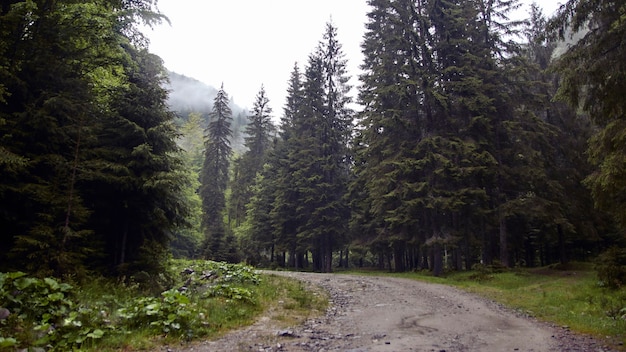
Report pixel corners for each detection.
[171,271,618,352]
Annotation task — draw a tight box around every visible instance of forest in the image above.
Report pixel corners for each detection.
[1,0,625,282]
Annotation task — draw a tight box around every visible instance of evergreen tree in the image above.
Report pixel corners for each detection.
[289,22,354,272]
[268,64,306,267]
[0,0,179,276]
[1,1,131,274]
[240,166,277,265]
[171,110,205,258]
[427,0,561,269]
[547,0,626,233]
[355,0,573,274]
[200,84,234,261]
[83,46,190,274]
[509,4,599,265]
[354,0,408,272]
[244,86,275,167]
[177,111,205,171]
[228,86,274,227]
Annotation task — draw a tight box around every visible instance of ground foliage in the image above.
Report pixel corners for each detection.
[0,260,262,351]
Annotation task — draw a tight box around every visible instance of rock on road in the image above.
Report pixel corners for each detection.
[173,271,615,352]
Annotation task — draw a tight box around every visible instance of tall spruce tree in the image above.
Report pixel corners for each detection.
[355,0,570,273]
[510,4,602,265]
[357,0,447,273]
[200,84,234,261]
[1,1,101,274]
[228,86,274,227]
[290,23,353,272]
[84,46,190,274]
[547,0,626,233]
[0,0,179,276]
[268,64,306,267]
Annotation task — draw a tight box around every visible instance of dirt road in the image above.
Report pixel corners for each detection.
[173,271,615,352]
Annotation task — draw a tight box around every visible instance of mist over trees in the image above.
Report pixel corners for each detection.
[166,72,248,153]
[1,0,624,280]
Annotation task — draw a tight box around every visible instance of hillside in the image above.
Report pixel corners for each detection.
[165,71,248,152]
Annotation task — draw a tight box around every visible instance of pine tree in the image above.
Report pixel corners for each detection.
[178,112,205,171]
[228,86,274,227]
[1,1,127,274]
[268,64,306,267]
[355,0,571,273]
[547,0,626,233]
[200,84,234,261]
[509,4,591,265]
[289,22,354,272]
[0,0,176,275]
[244,86,275,167]
[240,166,277,265]
[83,46,190,274]
[357,0,445,272]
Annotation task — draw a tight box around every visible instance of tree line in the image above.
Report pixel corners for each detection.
[221,0,624,275]
[0,0,188,276]
[1,0,625,279]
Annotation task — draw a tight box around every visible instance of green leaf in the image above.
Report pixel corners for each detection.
[145,302,160,315]
[0,337,18,348]
[87,329,105,339]
[44,277,60,290]
[6,272,27,280]
[48,292,65,302]
[13,277,36,290]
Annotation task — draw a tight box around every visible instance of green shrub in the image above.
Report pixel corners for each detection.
[0,272,106,350]
[595,247,626,289]
[117,289,195,336]
[469,262,508,281]
[0,261,263,350]
[205,284,255,304]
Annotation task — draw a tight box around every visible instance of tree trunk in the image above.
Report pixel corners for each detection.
[481,216,492,265]
[499,208,509,267]
[338,250,343,268]
[422,247,429,270]
[324,234,333,273]
[393,245,405,272]
[118,219,129,267]
[432,241,443,277]
[558,224,567,264]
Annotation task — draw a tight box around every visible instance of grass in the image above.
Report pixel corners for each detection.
[344,262,626,348]
[0,261,329,352]
[10,261,620,350]
[80,271,327,351]
[257,274,328,326]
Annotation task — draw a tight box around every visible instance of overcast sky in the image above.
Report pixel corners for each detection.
[145,0,562,111]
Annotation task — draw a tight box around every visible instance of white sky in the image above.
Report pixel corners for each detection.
[145,0,563,111]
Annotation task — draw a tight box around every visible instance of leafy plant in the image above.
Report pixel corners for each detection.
[117,289,196,336]
[205,284,255,304]
[0,261,266,350]
[0,272,106,350]
[595,247,626,289]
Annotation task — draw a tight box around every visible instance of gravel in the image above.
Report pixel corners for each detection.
[168,271,621,352]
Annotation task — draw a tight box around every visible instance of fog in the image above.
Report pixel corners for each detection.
[165,72,217,113]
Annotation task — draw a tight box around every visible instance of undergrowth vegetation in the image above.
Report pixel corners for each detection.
[0,260,274,351]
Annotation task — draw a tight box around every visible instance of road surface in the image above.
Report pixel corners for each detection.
[172,271,615,351]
